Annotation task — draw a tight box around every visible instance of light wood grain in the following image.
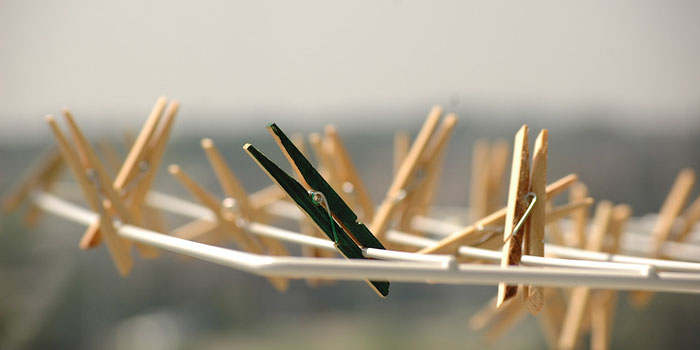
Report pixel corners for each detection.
[371,106,443,241]
[46,115,132,276]
[497,125,530,307]
[523,129,547,315]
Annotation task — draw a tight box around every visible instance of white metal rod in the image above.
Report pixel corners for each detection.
[148,190,700,273]
[387,230,651,273]
[29,191,700,294]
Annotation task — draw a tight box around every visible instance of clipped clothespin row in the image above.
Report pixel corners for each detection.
[629,168,695,308]
[244,123,390,297]
[2,148,64,227]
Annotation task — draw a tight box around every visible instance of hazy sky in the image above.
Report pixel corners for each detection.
[1,0,699,139]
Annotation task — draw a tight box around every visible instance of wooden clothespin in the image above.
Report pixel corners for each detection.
[167,164,289,292]
[2,148,64,227]
[590,204,631,350]
[45,115,133,275]
[558,200,614,350]
[78,97,172,255]
[497,125,531,307]
[629,168,695,308]
[675,193,700,243]
[244,123,390,297]
[370,106,444,242]
[470,139,510,222]
[569,183,590,248]
[417,173,579,255]
[200,138,290,258]
[522,129,548,314]
[324,125,375,222]
[62,108,159,260]
[393,130,410,176]
[396,114,458,236]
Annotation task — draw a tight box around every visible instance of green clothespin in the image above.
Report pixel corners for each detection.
[244,123,390,297]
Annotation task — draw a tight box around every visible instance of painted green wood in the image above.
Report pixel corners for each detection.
[244,143,390,297]
[267,123,387,251]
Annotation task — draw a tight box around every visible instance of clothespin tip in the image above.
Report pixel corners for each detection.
[201,138,214,149]
[168,164,181,174]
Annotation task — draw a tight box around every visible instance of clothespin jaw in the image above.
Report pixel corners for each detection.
[497,124,531,308]
[45,115,133,276]
[243,123,389,297]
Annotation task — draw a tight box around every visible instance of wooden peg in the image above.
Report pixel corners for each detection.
[558,200,614,350]
[651,168,695,256]
[22,156,64,227]
[523,129,547,315]
[248,184,287,210]
[544,197,594,225]
[97,139,123,176]
[484,296,526,344]
[201,138,290,258]
[393,130,410,176]
[470,139,491,221]
[589,204,631,350]
[412,114,458,215]
[170,218,220,241]
[497,124,530,307]
[169,164,290,291]
[569,183,590,248]
[486,140,510,214]
[676,195,700,243]
[62,109,158,257]
[308,132,340,191]
[417,174,578,255]
[630,169,695,308]
[78,98,170,250]
[371,106,443,241]
[2,149,63,213]
[397,114,458,233]
[115,96,167,188]
[168,165,262,252]
[325,125,375,221]
[539,288,566,350]
[46,115,132,276]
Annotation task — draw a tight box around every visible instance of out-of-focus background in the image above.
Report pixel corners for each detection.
[1,1,700,349]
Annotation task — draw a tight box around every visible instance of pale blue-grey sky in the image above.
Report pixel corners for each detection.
[1,0,699,140]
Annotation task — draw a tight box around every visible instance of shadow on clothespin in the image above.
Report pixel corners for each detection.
[629,168,695,308]
[2,148,65,227]
[244,123,390,297]
[78,97,179,260]
[44,114,133,276]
